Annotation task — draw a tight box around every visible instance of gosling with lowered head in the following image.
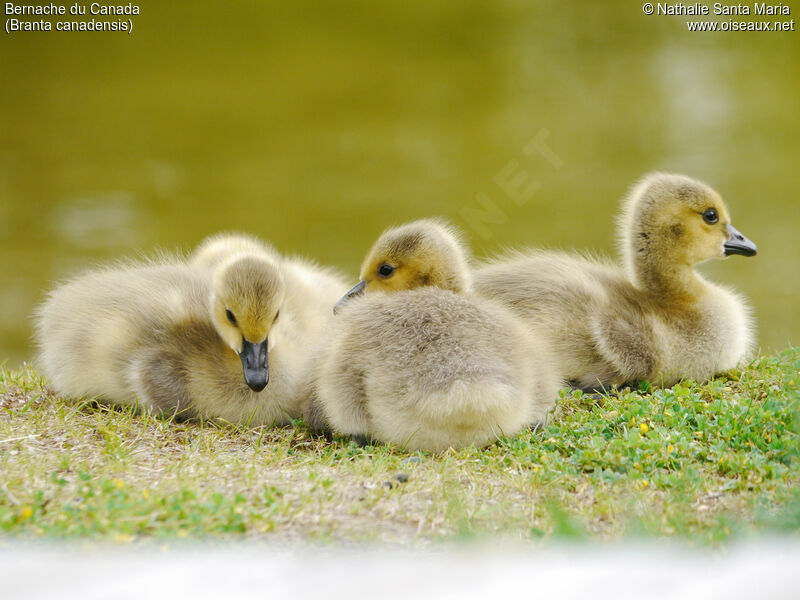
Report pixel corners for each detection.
[36,233,347,425]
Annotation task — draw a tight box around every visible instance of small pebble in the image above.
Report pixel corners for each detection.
[401,456,420,465]
[383,473,409,489]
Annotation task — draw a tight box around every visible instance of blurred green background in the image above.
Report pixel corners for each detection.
[1,1,798,366]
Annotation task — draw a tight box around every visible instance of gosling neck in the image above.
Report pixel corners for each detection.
[631,255,706,304]
[452,269,472,295]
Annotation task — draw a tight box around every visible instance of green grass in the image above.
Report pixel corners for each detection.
[1,349,798,546]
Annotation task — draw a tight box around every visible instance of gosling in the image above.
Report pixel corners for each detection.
[304,219,562,452]
[474,172,757,391]
[190,232,349,350]
[36,236,346,425]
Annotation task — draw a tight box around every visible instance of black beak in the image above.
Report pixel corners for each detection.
[723,224,757,257]
[239,338,268,392]
[333,280,367,314]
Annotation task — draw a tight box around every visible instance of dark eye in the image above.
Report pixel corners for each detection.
[702,208,718,224]
[377,264,395,278]
[273,310,280,323]
[225,309,237,325]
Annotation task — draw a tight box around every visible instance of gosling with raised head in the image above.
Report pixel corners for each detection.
[474,172,757,390]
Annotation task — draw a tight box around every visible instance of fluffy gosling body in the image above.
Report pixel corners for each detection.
[474,172,757,390]
[306,219,561,452]
[36,234,347,425]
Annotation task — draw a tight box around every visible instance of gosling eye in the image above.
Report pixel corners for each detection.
[273,310,280,324]
[702,208,719,224]
[377,264,395,278]
[225,309,237,326]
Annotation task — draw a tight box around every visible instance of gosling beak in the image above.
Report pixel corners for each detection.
[333,280,367,314]
[239,338,268,392]
[723,224,758,257]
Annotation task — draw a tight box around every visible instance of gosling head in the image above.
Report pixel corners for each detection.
[210,254,284,392]
[334,219,471,312]
[619,172,757,288]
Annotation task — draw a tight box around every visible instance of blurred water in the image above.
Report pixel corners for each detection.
[1,1,798,365]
